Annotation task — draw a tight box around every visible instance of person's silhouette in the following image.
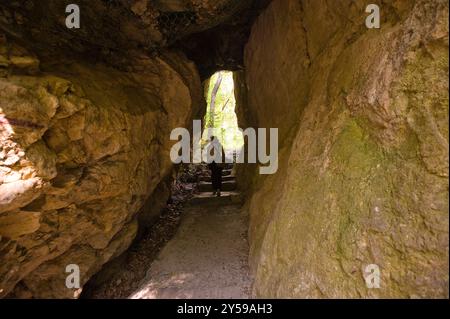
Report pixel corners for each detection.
[207,136,225,196]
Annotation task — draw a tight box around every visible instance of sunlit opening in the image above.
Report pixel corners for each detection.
[201,71,244,160]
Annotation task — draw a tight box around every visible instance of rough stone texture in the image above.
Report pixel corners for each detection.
[0,35,203,298]
[0,0,256,66]
[238,0,449,298]
[1,0,448,300]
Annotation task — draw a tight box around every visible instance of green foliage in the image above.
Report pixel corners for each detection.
[203,71,244,151]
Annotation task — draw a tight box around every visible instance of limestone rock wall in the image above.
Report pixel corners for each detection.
[0,35,203,298]
[0,0,255,65]
[239,0,449,298]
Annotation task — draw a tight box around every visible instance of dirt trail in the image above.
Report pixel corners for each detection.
[85,165,252,299]
[129,203,252,299]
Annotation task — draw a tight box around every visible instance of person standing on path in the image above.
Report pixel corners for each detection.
[207,136,226,196]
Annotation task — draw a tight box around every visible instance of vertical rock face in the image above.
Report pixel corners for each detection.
[239,0,449,298]
[0,35,203,298]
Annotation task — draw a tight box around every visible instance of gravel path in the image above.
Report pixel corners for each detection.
[129,204,252,299]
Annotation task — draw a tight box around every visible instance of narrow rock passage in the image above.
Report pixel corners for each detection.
[129,168,252,299]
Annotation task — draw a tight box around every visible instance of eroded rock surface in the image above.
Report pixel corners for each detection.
[237,0,449,298]
[0,35,203,298]
[0,0,448,299]
[0,0,257,68]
